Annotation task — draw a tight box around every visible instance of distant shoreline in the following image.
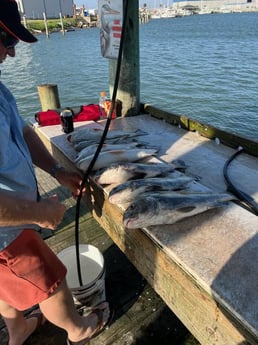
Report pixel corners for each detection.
[25,16,98,34]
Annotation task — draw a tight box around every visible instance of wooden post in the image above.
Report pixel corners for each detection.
[22,15,27,28]
[60,12,65,35]
[59,0,65,35]
[37,84,61,111]
[109,0,140,117]
[43,12,49,38]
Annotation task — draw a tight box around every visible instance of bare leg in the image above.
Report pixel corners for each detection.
[0,279,110,345]
[0,300,43,345]
[39,279,110,343]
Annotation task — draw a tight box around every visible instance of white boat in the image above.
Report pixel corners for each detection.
[151,13,161,19]
[198,8,212,14]
[160,9,176,18]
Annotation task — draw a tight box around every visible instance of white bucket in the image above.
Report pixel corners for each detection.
[57,244,106,308]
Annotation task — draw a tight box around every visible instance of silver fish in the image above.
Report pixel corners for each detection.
[108,176,193,204]
[94,162,181,185]
[68,128,146,144]
[75,142,143,163]
[73,139,159,152]
[77,149,157,171]
[123,192,234,229]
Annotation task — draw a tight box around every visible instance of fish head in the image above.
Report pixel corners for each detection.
[123,197,158,229]
[109,180,143,204]
[94,164,136,185]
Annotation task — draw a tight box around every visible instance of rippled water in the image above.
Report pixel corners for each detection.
[1,12,258,140]
[140,12,258,140]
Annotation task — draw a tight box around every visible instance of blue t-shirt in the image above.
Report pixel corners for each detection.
[0,81,38,250]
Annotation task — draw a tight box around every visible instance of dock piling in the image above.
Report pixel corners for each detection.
[37,84,61,111]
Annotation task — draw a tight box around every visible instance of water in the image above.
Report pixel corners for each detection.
[1,12,258,141]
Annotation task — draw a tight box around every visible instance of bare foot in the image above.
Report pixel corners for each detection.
[9,309,46,345]
[67,302,112,344]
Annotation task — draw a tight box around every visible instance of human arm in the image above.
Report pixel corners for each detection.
[0,191,66,230]
[23,125,85,197]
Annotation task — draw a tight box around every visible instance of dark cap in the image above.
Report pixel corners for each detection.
[0,0,37,43]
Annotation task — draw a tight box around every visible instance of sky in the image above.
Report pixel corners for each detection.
[74,1,164,10]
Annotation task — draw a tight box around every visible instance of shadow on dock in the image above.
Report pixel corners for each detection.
[0,168,200,345]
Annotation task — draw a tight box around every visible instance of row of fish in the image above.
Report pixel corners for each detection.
[68,127,160,171]
[95,162,235,229]
[68,127,235,229]
[68,127,148,151]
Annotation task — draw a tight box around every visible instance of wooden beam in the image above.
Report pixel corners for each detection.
[109,0,140,116]
[142,103,258,157]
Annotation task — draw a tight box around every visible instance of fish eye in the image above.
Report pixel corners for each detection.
[128,203,136,210]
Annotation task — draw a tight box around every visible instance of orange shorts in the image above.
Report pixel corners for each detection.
[0,229,67,311]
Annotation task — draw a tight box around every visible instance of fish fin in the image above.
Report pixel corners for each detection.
[108,150,125,155]
[176,190,202,195]
[212,201,230,208]
[133,173,147,180]
[177,206,196,213]
[135,129,148,136]
[146,185,158,192]
[172,159,187,171]
[175,186,190,191]
[93,128,104,132]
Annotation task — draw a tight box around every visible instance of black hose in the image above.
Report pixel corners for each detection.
[223,148,258,215]
[75,0,129,286]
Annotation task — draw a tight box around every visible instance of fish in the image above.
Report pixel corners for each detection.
[68,128,147,144]
[74,142,145,163]
[108,176,193,204]
[77,149,157,171]
[94,162,183,185]
[72,137,139,151]
[123,192,235,229]
[73,138,159,152]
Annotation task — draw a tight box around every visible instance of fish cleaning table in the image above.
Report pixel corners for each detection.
[34,114,258,345]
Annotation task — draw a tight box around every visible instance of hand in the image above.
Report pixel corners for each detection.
[55,169,86,198]
[37,195,66,230]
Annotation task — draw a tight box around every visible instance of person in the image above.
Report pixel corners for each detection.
[0,1,112,344]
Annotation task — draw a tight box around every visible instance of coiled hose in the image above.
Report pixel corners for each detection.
[223,147,258,215]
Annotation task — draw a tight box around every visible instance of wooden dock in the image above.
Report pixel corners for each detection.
[31,114,258,345]
[0,168,199,345]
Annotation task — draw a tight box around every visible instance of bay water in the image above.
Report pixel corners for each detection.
[1,12,258,141]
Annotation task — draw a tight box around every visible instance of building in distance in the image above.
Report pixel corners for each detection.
[16,0,74,19]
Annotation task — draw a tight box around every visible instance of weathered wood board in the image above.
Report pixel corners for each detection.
[34,114,258,345]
